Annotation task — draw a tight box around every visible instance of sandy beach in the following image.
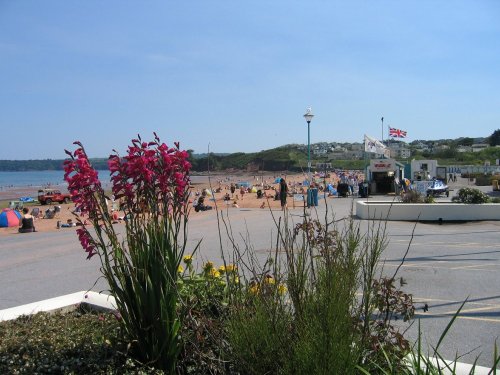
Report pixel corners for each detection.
[0,171,362,236]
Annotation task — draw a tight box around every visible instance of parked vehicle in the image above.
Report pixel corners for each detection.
[426,180,449,197]
[37,189,71,205]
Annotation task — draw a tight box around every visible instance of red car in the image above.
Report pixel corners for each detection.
[37,189,71,205]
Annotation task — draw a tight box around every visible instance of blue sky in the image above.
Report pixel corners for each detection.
[1,1,499,159]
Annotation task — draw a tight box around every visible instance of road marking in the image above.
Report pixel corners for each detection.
[414,304,500,324]
[383,263,498,272]
[450,263,498,270]
[441,305,500,315]
[384,261,450,267]
[389,240,498,248]
[456,316,500,323]
[415,313,500,323]
[413,297,500,307]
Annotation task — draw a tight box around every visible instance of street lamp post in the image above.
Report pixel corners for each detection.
[303,107,314,181]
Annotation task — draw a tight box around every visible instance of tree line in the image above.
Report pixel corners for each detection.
[0,147,310,172]
[2,129,500,172]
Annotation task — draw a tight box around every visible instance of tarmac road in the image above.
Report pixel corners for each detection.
[1,190,499,368]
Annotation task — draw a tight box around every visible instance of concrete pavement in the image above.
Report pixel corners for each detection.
[1,188,499,368]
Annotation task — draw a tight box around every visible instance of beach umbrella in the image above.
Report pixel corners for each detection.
[0,209,22,228]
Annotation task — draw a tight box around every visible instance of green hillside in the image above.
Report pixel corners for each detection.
[2,135,500,172]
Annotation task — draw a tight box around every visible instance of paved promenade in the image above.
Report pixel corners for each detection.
[1,183,499,368]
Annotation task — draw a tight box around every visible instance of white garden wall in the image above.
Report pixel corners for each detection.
[356,201,500,221]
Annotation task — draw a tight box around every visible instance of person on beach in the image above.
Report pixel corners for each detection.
[279,178,288,210]
[19,207,36,233]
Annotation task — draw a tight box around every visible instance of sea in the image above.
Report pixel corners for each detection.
[0,170,212,200]
[0,170,110,189]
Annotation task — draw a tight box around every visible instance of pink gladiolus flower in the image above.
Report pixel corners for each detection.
[66,134,191,259]
[76,228,97,259]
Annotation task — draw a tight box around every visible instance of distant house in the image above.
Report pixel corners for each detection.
[457,146,472,153]
[435,144,450,151]
[471,144,489,152]
[399,148,411,158]
[313,148,328,155]
[413,142,430,151]
[332,145,347,152]
[350,143,363,151]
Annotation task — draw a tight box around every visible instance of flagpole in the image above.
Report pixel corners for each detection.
[381,117,384,142]
[363,136,369,193]
[388,124,391,157]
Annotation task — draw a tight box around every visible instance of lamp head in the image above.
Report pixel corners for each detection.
[303,107,314,123]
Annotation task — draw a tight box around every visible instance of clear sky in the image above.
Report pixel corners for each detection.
[1,1,499,159]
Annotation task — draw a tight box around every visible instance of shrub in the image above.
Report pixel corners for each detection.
[177,258,238,374]
[474,174,490,186]
[226,211,415,374]
[452,187,490,204]
[400,190,425,203]
[424,195,435,203]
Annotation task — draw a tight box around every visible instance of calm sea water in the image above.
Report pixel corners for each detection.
[0,171,209,189]
[0,170,110,188]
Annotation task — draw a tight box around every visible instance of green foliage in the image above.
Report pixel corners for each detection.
[460,137,475,147]
[424,195,436,203]
[177,260,238,374]
[400,190,426,203]
[0,158,109,171]
[489,129,500,146]
[452,187,490,204]
[0,309,164,374]
[226,213,413,374]
[228,294,292,375]
[474,174,494,186]
[189,146,305,172]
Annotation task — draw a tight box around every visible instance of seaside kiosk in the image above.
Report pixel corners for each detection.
[367,159,405,194]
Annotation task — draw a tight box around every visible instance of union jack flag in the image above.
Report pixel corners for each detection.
[389,126,407,138]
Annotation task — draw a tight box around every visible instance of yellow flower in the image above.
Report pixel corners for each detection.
[218,265,226,274]
[232,276,240,284]
[264,275,275,285]
[177,265,184,273]
[225,264,237,273]
[183,254,193,264]
[209,268,220,278]
[249,284,260,294]
[278,283,287,295]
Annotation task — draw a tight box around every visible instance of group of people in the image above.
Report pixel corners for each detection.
[192,171,371,212]
[193,190,213,212]
[192,177,291,212]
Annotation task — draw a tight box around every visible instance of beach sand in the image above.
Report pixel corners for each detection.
[1,172,347,236]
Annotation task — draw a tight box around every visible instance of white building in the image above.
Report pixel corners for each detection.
[471,144,489,152]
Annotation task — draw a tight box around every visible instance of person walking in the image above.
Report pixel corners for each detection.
[279,178,288,210]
